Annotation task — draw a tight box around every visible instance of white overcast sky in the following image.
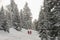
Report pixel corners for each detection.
[0,0,44,21]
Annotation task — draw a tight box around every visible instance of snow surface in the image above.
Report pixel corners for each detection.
[0,28,41,40]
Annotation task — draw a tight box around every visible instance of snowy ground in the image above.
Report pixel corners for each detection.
[0,28,41,40]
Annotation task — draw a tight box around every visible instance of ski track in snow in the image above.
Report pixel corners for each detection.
[0,28,41,40]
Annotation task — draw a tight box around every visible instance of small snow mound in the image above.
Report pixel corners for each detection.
[9,28,21,35]
[9,28,17,33]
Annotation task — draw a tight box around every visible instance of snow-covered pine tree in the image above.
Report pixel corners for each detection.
[44,0,59,37]
[6,10,12,29]
[38,0,60,40]
[48,0,60,40]
[0,6,5,26]
[7,0,21,31]
[38,6,49,40]
[0,6,9,32]
[23,2,32,29]
[38,7,45,31]
[0,6,5,28]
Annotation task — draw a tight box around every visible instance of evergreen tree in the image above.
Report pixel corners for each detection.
[6,10,12,28]
[38,0,60,40]
[38,7,48,40]
[23,2,32,29]
[0,6,9,32]
[7,0,21,31]
[48,0,60,40]
[0,6,5,29]
[44,0,60,39]
[0,6,5,25]
[38,7,45,31]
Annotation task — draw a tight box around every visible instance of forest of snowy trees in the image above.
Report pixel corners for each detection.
[0,0,60,40]
[0,0,32,32]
